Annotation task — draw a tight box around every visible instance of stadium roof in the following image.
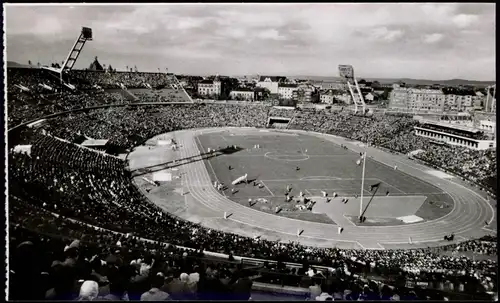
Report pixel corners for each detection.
[424,120,480,134]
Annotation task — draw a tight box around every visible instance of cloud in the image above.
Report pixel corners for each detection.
[256,29,285,40]
[452,14,479,28]
[4,3,495,80]
[370,27,404,42]
[423,33,444,44]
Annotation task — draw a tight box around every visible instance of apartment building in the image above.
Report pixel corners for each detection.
[293,83,318,103]
[388,84,482,113]
[388,84,409,109]
[322,81,347,90]
[406,88,444,112]
[278,83,298,100]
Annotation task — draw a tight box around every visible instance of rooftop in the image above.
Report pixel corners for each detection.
[259,76,287,82]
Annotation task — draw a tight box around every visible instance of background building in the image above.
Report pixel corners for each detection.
[197,77,222,97]
[320,90,335,104]
[278,83,298,100]
[485,85,496,113]
[388,84,409,109]
[292,83,319,103]
[229,89,255,101]
[388,84,486,113]
[256,76,287,95]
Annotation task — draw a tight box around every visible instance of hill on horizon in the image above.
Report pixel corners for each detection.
[231,74,495,87]
[289,75,495,87]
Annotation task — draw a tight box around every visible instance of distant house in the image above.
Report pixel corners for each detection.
[364,92,375,102]
[320,90,335,104]
[256,76,287,94]
[229,88,255,101]
[198,77,222,97]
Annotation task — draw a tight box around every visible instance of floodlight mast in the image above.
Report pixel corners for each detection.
[58,27,93,84]
[338,65,366,114]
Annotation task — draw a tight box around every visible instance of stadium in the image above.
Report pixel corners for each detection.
[7,25,497,301]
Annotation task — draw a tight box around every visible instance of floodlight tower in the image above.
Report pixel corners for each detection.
[338,65,366,114]
[485,84,496,113]
[43,27,93,85]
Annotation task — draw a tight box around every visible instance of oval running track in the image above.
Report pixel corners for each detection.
[170,128,494,250]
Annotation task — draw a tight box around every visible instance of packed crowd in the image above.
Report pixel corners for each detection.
[70,70,176,89]
[268,107,297,119]
[8,127,497,299]
[415,146,496,191]
[440,236,497,257]
[8,68,498,300]
[13,203,471,301]
[7,68,185,127]
[131,89,191,103]
[41,104,270,152]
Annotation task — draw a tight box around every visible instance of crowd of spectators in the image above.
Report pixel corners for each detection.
[7,68,498,300]
[131,89,191,103]
[14,201,473,301]
[8,128,497,299]
[414,146,496,192]
[7,68,181,127]
[268,107,296,119]
[70,70,176,89]
[439,236,497,257]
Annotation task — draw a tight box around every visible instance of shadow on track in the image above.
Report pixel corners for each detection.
[130,146,245,178]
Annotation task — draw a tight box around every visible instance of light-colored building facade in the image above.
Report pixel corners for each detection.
[388,84,409,109]
[335,93,352,104]
[485,85,496,113]
[388,84,481,113]
[414,126,495,150]
[256,76,287,95]
[278,84,298,100]
[320,91,335,104]
[364,92,375,102]
[198,79,222,97]
[292,83,318,103]
[229,90,255,101]
[478,120,496,134]
[406,88,445,112]
[322,81,347,90]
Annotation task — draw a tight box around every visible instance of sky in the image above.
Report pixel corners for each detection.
[4,3,496,80]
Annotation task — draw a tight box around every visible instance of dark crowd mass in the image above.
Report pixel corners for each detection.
[7,68,498,301]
